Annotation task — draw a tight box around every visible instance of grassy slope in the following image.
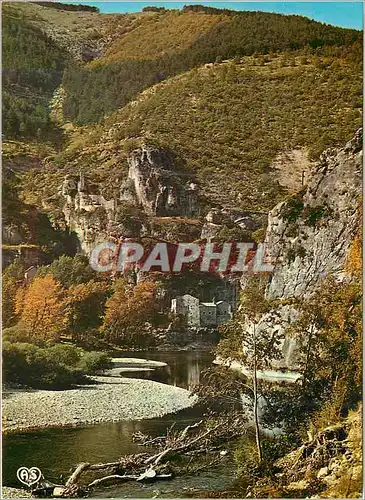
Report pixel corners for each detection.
[91,10,226,64]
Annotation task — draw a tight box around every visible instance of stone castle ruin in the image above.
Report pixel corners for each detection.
[171,294,232,327]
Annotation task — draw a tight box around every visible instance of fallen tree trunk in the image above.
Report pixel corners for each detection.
[60,414,245,497]
[87,473,172,488]
[65,463,90,488]
[87,474,139,488]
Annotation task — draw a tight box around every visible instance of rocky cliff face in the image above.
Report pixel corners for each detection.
[61,146,201,254]
[61,132,362,358]
[266,129,362,300]
[254,130,362,370]
[124,146,200,217]
[61,173,115,254]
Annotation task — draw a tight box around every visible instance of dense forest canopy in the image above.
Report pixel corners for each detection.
[35,2,100,13]
[2,5,67,138]
[62,7,361,124]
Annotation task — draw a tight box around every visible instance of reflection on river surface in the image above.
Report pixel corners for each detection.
[3,349,237,497]
[110,349,214,390]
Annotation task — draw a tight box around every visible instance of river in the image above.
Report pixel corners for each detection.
[3,349,237,497]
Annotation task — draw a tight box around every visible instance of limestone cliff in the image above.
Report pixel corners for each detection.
[62,173,116,254]
[266,129,362,301]
[60,131,362,353]
[123,146,200,217]
[61,146,201,254]
[254,130,362,370]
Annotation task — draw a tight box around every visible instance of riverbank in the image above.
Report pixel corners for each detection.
[1,487,31,498]
[214,356,303,383]
[3,376,198,433]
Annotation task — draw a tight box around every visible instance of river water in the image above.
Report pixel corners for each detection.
[3,349,237,497]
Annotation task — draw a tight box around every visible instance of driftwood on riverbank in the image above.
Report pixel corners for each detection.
[56,414,245,497]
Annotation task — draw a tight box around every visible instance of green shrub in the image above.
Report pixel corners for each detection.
[234,434,295,487]
[2,342,84,389]
[2,342,37,383]
[2,341,111,389]
[216,226,252,243]
[281,192,305,223]
[234,436,261,477]
[48,344,82,366]
[31,363,84,389]
[286,247,297,263]
[261,434,296,462]
[252,227,266,243]
[78,351,112,374]
[2,325,32,343]
[304,205,332,226]
[36,254,96,288]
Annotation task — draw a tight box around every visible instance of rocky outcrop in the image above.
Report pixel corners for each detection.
[61,146,202,253]
[201,208,266,241]
[253,130,362,370]
[124,146,199,217]
[61,173,116,254]
[266,129,362,301]
[62,174,116,213]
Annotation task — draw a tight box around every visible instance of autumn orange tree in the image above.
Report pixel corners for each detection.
[102,278,158,346]
[15,274,67,343]
[66,280,109,339]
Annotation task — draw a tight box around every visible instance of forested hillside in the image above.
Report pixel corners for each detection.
[53,47,362,212]
[2,4,67,139]
[34,2,100,13]
[62,7,361,123]
[2,2,362,229]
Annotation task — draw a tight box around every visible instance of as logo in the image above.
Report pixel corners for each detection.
[16,467,42,487]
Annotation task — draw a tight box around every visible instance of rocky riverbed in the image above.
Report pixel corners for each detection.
[3,376,198,433]
[1,487,31,498]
